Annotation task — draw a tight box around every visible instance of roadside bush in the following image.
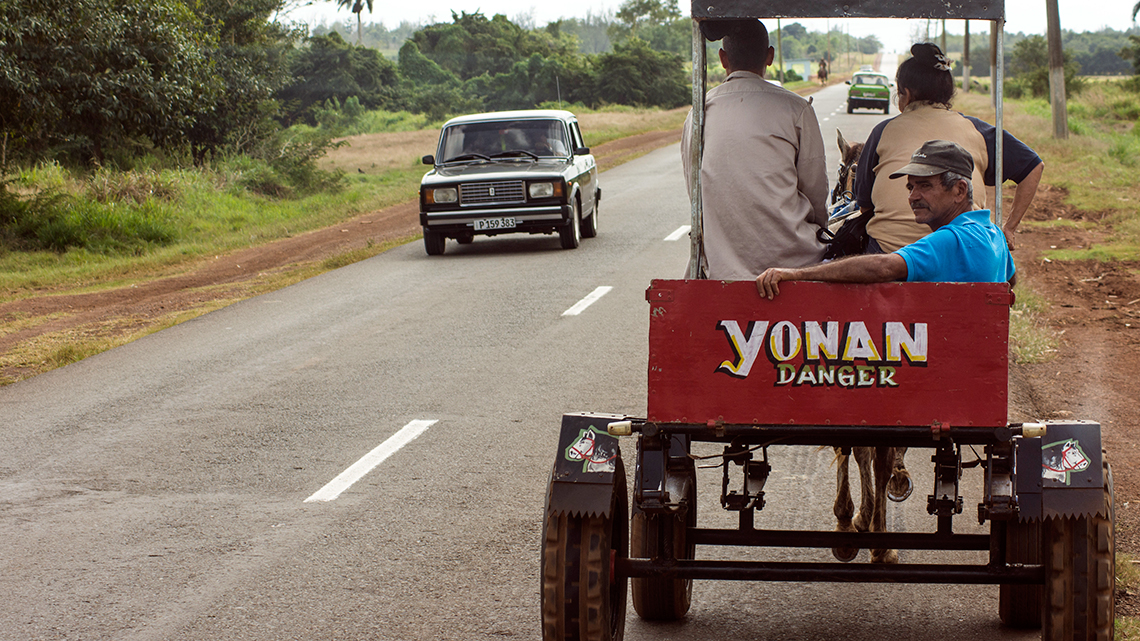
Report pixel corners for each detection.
[783,68,803,83]
[0,180,176,254]
[241,127,347,197]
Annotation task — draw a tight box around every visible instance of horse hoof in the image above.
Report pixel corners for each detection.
[887,475,913,503]
[832,547,858,563]
[871,549,899,564]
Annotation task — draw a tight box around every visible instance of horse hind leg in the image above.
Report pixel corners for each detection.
[870,446,900,564]
[831,447,858,562]
[887,446,913,503]
[852,446,874,533]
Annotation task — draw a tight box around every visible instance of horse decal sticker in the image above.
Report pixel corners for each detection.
[1041,438,1091,485]
[565,427,617,473]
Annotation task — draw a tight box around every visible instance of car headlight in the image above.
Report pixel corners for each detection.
[528,182,556,199]
[429,187,457,204]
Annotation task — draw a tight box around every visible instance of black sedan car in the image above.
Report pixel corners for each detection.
[419,110,600,255]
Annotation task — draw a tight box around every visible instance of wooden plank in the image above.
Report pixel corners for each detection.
[646,280,1011,427]
[691,0,1003,21]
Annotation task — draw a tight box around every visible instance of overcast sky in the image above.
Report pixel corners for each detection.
[283,0,1137,53]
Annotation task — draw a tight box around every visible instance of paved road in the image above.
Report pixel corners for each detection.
[1,69,1036,640]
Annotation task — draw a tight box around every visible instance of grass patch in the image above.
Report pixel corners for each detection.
[1121,553,1140,640]
[1009,285,1059,364]
[957,86,1140,259]
[1120,617,1140,640]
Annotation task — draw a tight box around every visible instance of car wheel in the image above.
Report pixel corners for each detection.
[581,200,598,239]
[423,228,445,256]
[559,199,581,250]
[883,103,890,115]
[846,101,854,114]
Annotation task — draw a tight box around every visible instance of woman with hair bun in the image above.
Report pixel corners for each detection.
[854,42,1044,252]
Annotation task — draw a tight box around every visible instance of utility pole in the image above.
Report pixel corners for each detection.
[1045,0,1069,138]
[776,18,784,82]
[941,19,947,54]
[963,20,970,93]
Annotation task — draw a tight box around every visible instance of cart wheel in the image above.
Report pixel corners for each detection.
[630,480,696,620]
[999,518,1042,628]
[541,459,628,641]
[1042,454,1114,641]
[560,199,582,250]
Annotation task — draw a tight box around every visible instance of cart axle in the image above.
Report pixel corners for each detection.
[618,558,1044,585]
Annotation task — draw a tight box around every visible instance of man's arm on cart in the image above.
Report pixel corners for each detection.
[757,254,906,299]
[757,139,1016,300]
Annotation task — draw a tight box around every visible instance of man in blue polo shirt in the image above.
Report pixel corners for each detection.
[756,139,1015,299]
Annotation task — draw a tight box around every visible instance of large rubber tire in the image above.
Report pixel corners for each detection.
[999,518,1043,628]
[630,480,696,621]
[1042,455,1115,641]
[883,103,890,115]
[423,228,445,255]
[846,101,854,114]
[560,200,581,249]
[541,459,628,641]
[581,199,598,239]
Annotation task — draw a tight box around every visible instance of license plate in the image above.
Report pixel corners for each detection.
[474,217,516,231]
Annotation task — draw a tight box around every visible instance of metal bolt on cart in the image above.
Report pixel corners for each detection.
[540,2,1115,640]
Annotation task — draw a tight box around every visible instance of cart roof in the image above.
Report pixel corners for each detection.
[692,0,1003,21]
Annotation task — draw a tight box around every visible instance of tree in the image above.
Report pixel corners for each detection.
[592,38,687,107]
[278,31,398,124]
[610,0,681,41]
[336,0,373,45]
[858,35,883,55]
[1009,35,1082,99]
[188,0,298,158]
[1119,34,1140,74]
[0,0,220,164]
[410,11,577,81]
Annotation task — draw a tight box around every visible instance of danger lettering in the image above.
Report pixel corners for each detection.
[715,320,928,387]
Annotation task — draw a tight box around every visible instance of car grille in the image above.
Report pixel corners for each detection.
[461,180,526,206]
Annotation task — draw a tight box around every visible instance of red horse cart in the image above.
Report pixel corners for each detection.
[540,2,1115,641]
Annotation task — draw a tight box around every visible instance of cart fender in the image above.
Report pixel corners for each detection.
[546,413,626,519]
[1014,421,1106,520]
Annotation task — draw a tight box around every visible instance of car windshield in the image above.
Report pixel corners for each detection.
[853,75,888,87]
[439,119,570,163]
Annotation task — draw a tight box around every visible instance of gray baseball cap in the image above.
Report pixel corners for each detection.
[888,140,975,180]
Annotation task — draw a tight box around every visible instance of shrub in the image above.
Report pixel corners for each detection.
[0,180,175,254]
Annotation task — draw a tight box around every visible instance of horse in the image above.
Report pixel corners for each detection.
[831,129,862,207]
[818,59,829,85]
[828,129,914,564]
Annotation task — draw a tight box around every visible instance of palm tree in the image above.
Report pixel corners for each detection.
[336,0,373,45]
[1134,0,1139,21]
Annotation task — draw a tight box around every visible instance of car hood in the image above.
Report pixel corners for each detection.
[429,159,573,179]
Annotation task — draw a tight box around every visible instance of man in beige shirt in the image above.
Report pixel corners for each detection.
[682,19,829,280]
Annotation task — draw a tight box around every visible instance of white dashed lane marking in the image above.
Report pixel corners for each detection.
[305,419,437,503]
[562,286,613,316]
